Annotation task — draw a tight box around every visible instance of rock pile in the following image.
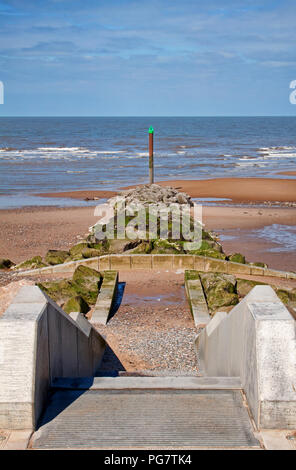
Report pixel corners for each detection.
[108,184,193,208]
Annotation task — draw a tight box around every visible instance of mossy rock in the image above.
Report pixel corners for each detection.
[237,278,265,297]
[200,272,239,312]
[128,240,153,254]
[0,258,15,269]
[228,253,246,264]
[15,256,47,270]
[275,289,290,304]
[63,295,90,315]
[290,288,296,302]
[37,279,77,305]
[189,249,226,260]
[72,265,102,304]
[69,242,89,259]
[185,270,200,281]
[81,248,102,259]
[89,239,110,253]
[151,239,185,254]
[199,239,223,252]
[45,250,69,265]
[106,239,135,254]
[202,230,215,241]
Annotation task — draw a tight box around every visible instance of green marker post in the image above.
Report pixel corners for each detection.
[148,126,154,184]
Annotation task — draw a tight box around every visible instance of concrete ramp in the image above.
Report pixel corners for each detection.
[32,387,260,449]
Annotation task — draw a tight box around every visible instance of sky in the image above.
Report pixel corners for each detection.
[0,0,295,116]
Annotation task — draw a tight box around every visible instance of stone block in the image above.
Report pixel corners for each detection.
[194,256,205,271]
[173,255,194,270]
[286,272,296,280]
[131,255,152,269]
[152,254,173,270]
[98,256,110,270]
[263,268,287,279]
[250,266,265,276]
[110,255,131,270]
[204,258,228,273]
[227,262,251,275]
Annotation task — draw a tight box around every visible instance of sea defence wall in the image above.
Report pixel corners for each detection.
[196,285,296,429]
[15,254,296,279]
[0,286,106,430]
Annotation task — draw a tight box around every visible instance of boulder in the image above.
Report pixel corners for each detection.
[275,289,290,304]
[0,258,15,269]
[127,240,153,254]
[45,250,69,265]
[72,265,102,304]
[63,296,90,315]
[37,279,77,305]
[151,239,185,254]
[81,248,102,259]
[200,272,239,312]
[69,242,89,260]
[189,249,226,259]
[228,253,246,264]
[236,278,264,297]
[14,256,47,270]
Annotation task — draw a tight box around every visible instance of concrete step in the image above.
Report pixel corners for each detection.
[51,376,242,390]
[32,388,260,449]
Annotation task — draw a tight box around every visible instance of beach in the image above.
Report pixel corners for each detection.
[1,177,296,271]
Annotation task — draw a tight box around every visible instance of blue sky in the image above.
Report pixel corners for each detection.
[0,0,295,116]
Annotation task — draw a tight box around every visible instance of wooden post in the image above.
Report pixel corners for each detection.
[149,126,154,184]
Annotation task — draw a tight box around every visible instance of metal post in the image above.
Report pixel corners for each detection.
[149,126,154,184]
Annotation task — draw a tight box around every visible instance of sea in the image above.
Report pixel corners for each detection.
[0,116,295,208]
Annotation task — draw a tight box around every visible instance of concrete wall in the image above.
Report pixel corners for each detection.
[0,286,106,430]
[196,286,296,429]
[16,254,296,279]
[91,270,118,325]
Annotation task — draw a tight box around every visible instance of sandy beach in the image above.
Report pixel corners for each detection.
[1,177,296,271]
[38,177,296,204]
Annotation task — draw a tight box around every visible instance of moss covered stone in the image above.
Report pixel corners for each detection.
[37,279,77,305]
[0,258,15,269]
[128,240,153,254]
[15,256,47,270]
[200,272,239,312]
[151,239,185,254]
[72,265,102,304]
[190,249,226,260]
[185,270,200,281]
[275,289,291,304]
[63,295,90,315]
[81,248,102,259]
[236,278,265,297]
[69,242,89,259]
[229,253,246,264]
[45,250,69,265]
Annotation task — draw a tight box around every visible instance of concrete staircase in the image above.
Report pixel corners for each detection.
[31,376,261,449]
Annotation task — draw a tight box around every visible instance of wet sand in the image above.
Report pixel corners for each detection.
[38,177,296,204]
[156,178,296,203]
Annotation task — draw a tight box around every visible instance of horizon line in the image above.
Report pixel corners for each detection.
[0,114,296,118]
